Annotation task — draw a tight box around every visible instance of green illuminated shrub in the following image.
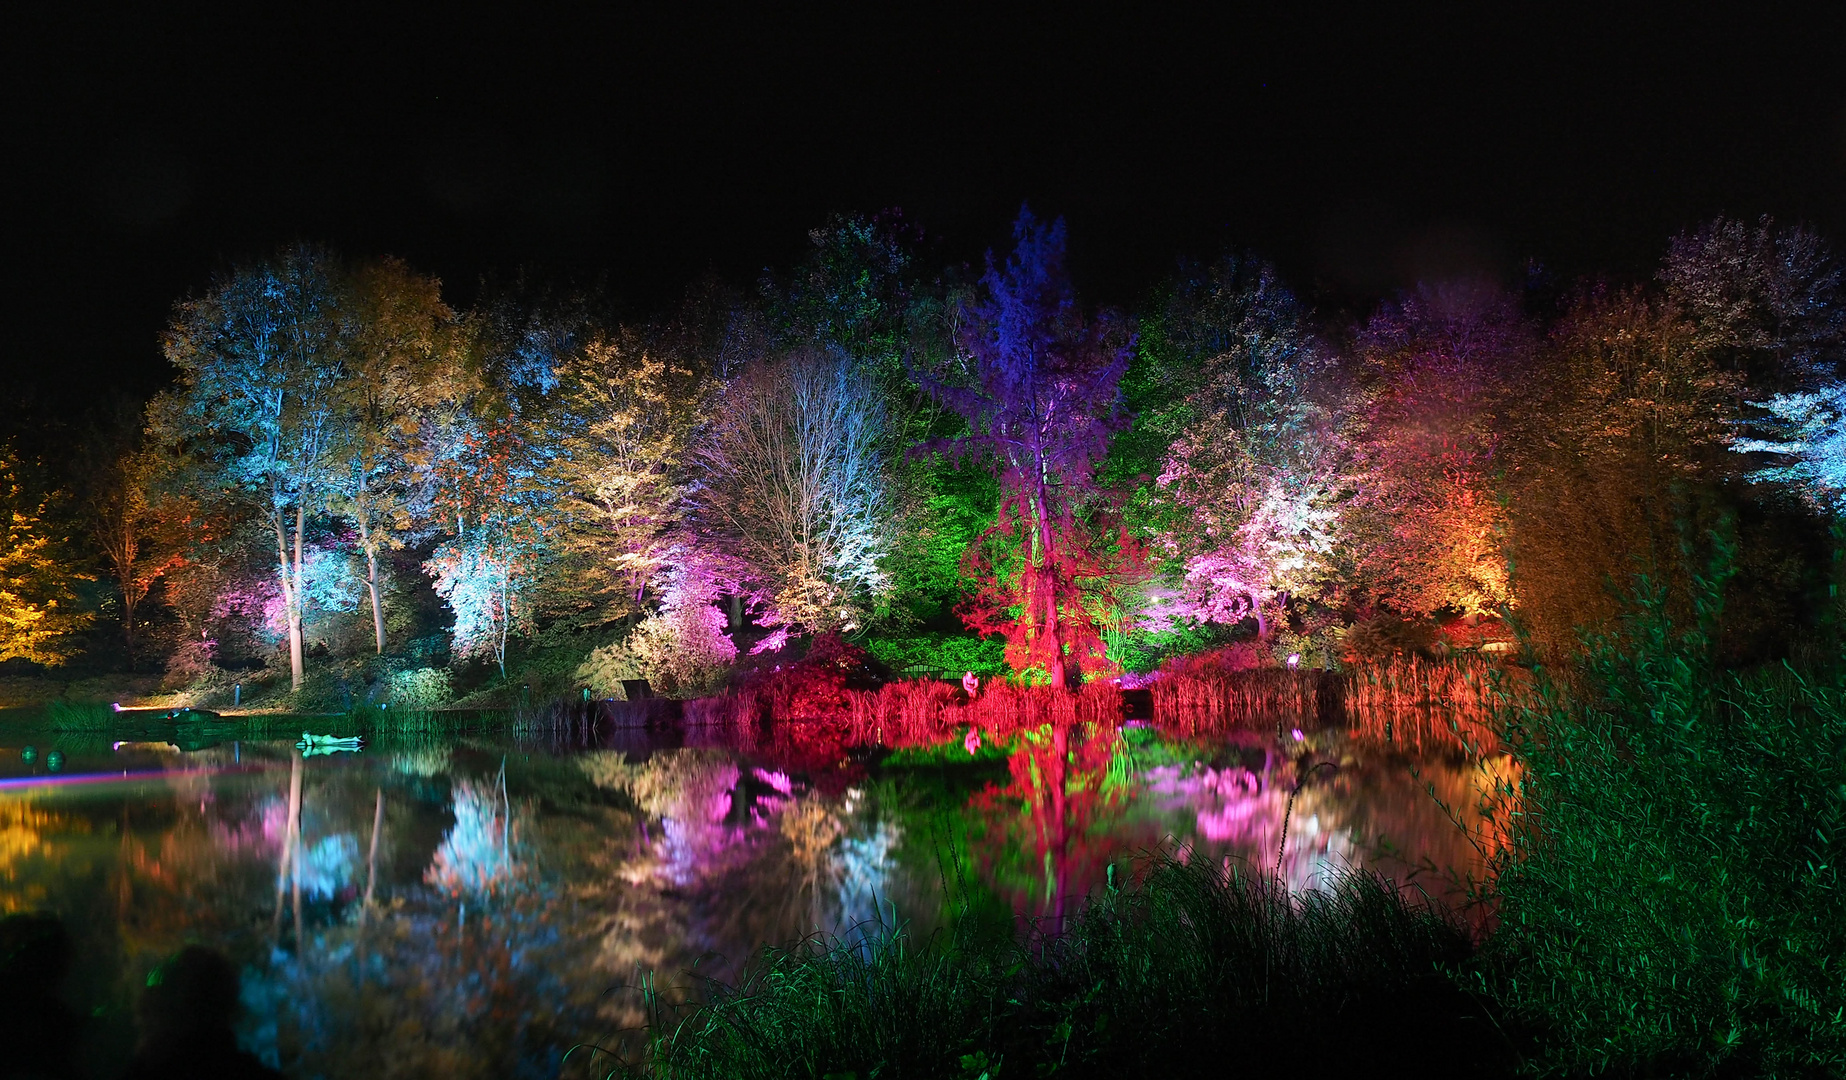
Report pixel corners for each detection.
[1485,569,1846,1077]
[385,666,452,709]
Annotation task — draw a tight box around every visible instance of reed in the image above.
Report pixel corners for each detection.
[1147,652,1330,737]
[1342,654,1509,756]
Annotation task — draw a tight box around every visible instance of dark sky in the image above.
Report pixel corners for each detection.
[5,4,1845,415]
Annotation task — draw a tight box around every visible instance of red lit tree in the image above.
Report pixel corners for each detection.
[918,211,1137,688]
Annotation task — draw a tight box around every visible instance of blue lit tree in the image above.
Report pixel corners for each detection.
[159,246,351,689]
[917,210,1135,688]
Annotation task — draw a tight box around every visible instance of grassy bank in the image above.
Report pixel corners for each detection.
[608,855,1511,1079]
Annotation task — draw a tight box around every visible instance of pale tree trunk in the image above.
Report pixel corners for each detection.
[366,546,387,653]
[273,749,304,942]
[275,504,307,689]
[355,490,387,653]
[361,787,383,930]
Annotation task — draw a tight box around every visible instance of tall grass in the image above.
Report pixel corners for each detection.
[44,699,117,731]
[609,854,1508,1079]
[1483,572,1846,1078]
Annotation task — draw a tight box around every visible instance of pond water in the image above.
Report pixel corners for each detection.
[0,708,1502,1079]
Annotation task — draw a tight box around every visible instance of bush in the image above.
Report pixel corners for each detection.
[46,699,115,731]
[579,606,736,699]
[862,634,1007,678]
[385,667,452,709]
[1484,573,1846,1077]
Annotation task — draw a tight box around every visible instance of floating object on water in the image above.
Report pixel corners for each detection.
[45,750,63,772]
[162,706,220,721]
[297,732,364,756]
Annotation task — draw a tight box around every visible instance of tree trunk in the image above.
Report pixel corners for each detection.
[366,546,386,654]
[122,585,139,671]
[276,507,306,690]
[357,500,387,653]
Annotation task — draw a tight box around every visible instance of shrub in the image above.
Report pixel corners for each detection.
[385,667,453,709]
[1484,573,1846,1077]
[46,699,115,731]
[578,604,736,699]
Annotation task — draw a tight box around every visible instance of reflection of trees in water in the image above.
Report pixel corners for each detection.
[426,776,515,894]
[570,749,906,1032]
[963,725,1498,919]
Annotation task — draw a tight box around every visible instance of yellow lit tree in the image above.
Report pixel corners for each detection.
[0,451,92,665]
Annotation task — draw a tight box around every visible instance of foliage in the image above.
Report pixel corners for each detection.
[552,328,706,624]
[1343,280,1533,618]
[576,555,738,698]
[1126,254,1343,638]
[693,345,897,633]
[384,666,453,709]
[917,210,1138,687]
[1660,215,1844,387]
[860,633,1008,677]
[1485,565,1846,1077]
[0,451,93,665]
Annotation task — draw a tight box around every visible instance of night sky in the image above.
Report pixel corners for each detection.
[5,4,1844,416]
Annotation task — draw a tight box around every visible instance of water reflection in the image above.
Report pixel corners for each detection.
[0,714,1498,1078]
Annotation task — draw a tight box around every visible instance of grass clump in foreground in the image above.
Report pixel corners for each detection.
[1481,569,1846,1079]
[611,857,1512,1079]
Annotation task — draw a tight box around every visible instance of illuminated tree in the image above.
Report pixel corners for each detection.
[919,211,1135,688]
[332,258,468,653]
[74,414,192,668]
[158,246,351,688]
[0,451,92,665]
[1503,290,1742,654]
[552,328,705,622]
[1129,255,1343,637]
[1661,216,1843,389]
[424,413,553,679]
[1343,280,1533,617]
[407,284,598,677]
[1734,384,1846,511]
[692,344,896,633]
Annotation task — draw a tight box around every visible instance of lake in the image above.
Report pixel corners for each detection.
[0,705,1503,1079]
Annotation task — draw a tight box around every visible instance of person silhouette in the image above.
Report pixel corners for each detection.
[0,912,82,1080]
[121,946,281,1080]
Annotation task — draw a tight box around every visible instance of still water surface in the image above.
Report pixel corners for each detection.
[0,710,1498,1078]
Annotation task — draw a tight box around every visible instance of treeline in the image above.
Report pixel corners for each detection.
[3,210,1843,704]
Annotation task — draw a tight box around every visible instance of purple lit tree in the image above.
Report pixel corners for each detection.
[918,211,1136,688]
